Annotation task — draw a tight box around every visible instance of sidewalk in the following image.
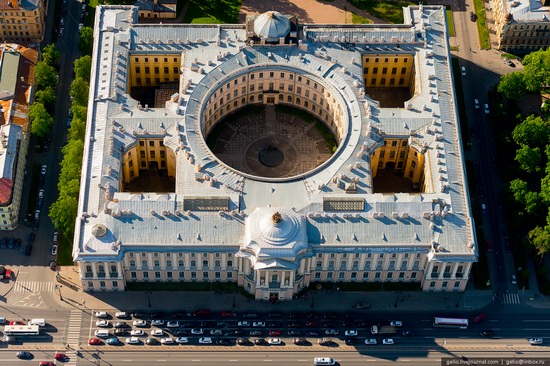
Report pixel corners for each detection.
[55,265,494,313]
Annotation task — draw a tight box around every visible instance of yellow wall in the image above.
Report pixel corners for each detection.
[371,138,425,187]
[129,54,181,89]
[122,138,175,185]
[362,54,415,89]
[0,6,45,43]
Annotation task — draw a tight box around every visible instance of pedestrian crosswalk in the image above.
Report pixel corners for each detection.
[66,310,83,349]
[501,293,521,305]
[13,281,55,294]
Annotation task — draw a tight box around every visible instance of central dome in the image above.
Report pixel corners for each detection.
[258,211,300,246]
[254,11,291,42]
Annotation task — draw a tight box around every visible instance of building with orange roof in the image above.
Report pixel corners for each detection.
[0,43,37,230]
[0,0,46,44]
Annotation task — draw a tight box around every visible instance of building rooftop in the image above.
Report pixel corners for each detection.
[74,5,477,266]
[503,0,550,22]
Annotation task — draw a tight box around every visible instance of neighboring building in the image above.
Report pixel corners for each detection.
[74,5,478,299]
[0,43,37,230]
[0,0,47,44]
[493,0,550,52]
[134,0,176,19]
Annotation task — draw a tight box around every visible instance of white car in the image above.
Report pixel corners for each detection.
[130,330,144,336]
[96,320,110,327]
[191,328,203,335]
[365,338,377,345]
[94,311,108,318]
[161,337,175,345]
[237,321,250,327]
[474,99,480,109]
[529,338,543,345]
[38,189,45,199]
[210,329,222,335]
[133,320,147,327]
[344,330,358,336]
[253,321,266,327]
[199,337,213,344]
[151,320,164,326]
[461,66,466,76]
[51,245,58,256]
[41,165,47,175]
[268,338,282,345]
[383,338,395,345]
[484,104,490,114]
[115,312,128,318]
[126,337,140,344]
[176,337,189,344]
[167,321,180,328]
[390,321,403,327]
[511,274,517,285]
[151,329,163,336]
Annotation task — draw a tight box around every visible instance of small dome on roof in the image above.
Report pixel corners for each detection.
[91,224,107,237]
[254,11,291,41]
[505,12,513,21]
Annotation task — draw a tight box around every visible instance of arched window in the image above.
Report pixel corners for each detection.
[154,260,160,268]
[129,260,135,268]
[191,260,196,268]
[328,260,334,269]
[166,260,172,268]
[227,260,233,267]
[202,260,208,267]
[141,260,147,268]
[178,260,184,268]
[215,260,221,268]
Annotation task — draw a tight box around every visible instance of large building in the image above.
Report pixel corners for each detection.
[0,43,37,230]
[74,5,478,300]
[493,0,550,52]
[0,0,47,44]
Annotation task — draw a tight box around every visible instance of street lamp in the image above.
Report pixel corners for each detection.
[394,292,399,308]
[145,291,151,307]
[55,284,63,301]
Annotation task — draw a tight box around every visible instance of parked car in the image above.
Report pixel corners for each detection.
[115,312,128,318]
[96,320,110,327]
[167,321,180,328]
[325,329,339,335]
[221,311,235,317]
[126,337,140,344]
[217,338,232,345]
[402,330,416,337]
[106,337,119,345]
[51,245,58,256]
[253,321,265,327]
[41,165,47,175]
[529,338,543,345]
[88,338,102,345]
[484,103,490,114]
[383,338,395,345]
[161,337,175,345]
[293,337,307,345]
[151,320,164,326]
[95,312,108,318]
[480,330,495,337]
[133,320,147,327]
[267,338,282,345]
[237,337,249,345]
[354,302,370,309]
[318,338,332,346]
[130,330,144,336]
[390,321,403,327]
[345,338,358,345]
[176,337,189,344]
[198,337,213,344]
[344,330,358,336]
[150,329,163,336]
[461,66,466,76]
[268,330,281,336]
[254,338,266,345]
[145,337,159,345]
[473,314,487,323]
[190,328,203,335]
[511,274,517,285]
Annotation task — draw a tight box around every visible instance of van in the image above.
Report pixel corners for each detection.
[313,357,336,366]
[29,319,45,326]
[94,330,110,338]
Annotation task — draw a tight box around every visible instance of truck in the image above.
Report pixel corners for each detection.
[371,325,396,335]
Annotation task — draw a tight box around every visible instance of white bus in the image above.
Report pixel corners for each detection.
[433,317,468,329]
[3,325,40,335]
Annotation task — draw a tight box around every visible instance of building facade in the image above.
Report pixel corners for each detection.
[493,0,550,52]
[0,0,47,44]
[74,5,478,300]
[0,43,37,230]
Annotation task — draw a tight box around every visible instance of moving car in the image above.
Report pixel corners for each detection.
[41,165,47,175]
[511,274,517,285]
[474,99,480,109]
[529,338,543,345]
[365,338,378,345]
[355,302,370,309]
[484,104,490,114]
[54,353,68,361]
[383,338,395,345]
[461,66,466,76]
[402,330,416,337]
[480,330,495,337]
[16,351,32,359]
[390,321,403,327]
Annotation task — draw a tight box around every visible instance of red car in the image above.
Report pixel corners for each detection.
[55,353,68,361]
[4,269,13,280]
[486,240,493,252]
[473,313,487,323]
[221,311,235,317]
[39,363,54,366]
[268,330,282,336]
[88,338,102,345]
[9,320,24,325]
[194,309,211,317]
[305,321,318,327]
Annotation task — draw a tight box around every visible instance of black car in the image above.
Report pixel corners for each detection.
[173,312,187,318]
[132,312,148,318]
[254,338,266,345]
[200,321,214,327]
[216,321,228,327]
[470,11,477,21]
[323,322,337,328]
[14,239,21,250]
[306,331,320,337]
[173,329,188,336]
[480,330,494,337]
[16,351,32,359]
[0,237,6,249]
[288,330,301,336]
[288,322,302,328]
[7,238,14,249]
[24,244,33,256]
[267,322,282,328]
[234,330,245,336]
[402,330,416,337]
[114,322,128,328]
[237,337,249,345]
[150,312,165,318]
[342,320,354,327]
[293,337,307,345]
[345,338,358,345]
[250,330,262,336]
[145,338,159,345]
[216,338,232,345]
[114,329,127,336]
[289,312,303,319]
[306,313,319,319]
[323,312,337,319]
[268,312,283,318]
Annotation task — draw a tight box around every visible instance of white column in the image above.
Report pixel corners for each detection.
[451,263,459,278]
[281,271,286,287]
[289,271,294,287]
[256,270,261,287]
[91,262,98,278]
[147,253,153,269]
[426,262,434,278]
[464,262,472,278]
[438,264,446,278]
[322,255,328,270]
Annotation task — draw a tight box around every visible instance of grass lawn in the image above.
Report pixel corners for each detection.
[445,7,455,37]
[472,0,490,49]
[352,13,371,24]
[348,0,415,24]
[184,0,241,24]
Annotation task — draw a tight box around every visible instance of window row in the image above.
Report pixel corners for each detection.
[133,57,179,63]
[315,259,422,270]
[313,271,418,280]
[128,259,233,269]
[128,252,233,258]
[130,271,234,280]
[134,66,179,74]
[364,57,410,63]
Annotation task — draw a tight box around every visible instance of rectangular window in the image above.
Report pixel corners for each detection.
[203,272,209,279]
[167,272,173,279]
[135,67,140,74]
[327,272,333,279]
[411,272,417,279]
[339,272,345,280]
[387,272,393,279]
[191,272,196,279]
[375,272,381,279]
[227,272,233,279]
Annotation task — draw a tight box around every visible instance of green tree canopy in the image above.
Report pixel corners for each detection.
[34,61,57,90]
[35,86,56,106]
[49,194,78,236]
[74,55,91,82]
[522,48,550,93]
[78,27,93,56]
[29,103,53,137]
[497,72,527,100]
[42,44,60,67]
[510,178,529,204]
[70,77,89,106]
[515,145,542,173]
[512,115,550,148]
[528,225,550,256]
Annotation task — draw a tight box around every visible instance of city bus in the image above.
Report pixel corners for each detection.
[3,325,40,335]
[433,317,468,329]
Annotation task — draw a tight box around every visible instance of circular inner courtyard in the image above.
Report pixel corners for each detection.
[206,105,337,179]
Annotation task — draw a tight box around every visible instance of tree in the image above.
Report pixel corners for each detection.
[78,26,93,56]
[74,55,92,82]
[35,86,56,106]
[528,226,550,256]
[49,194,78,237]
[512,115,550,148]
[510,178,529,204]
[34,61,57,90]
[28,103,53,137]
[497,72,527,100]
[515,145,542,173]
[42,44,60,67]
[522,48,550,93]
[70,77,89,106]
